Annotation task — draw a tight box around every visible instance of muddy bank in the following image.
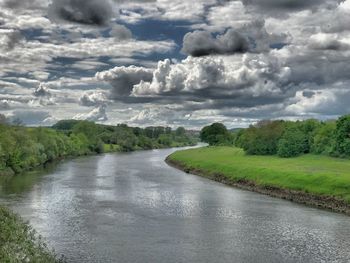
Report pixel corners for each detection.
[166,157,350,216]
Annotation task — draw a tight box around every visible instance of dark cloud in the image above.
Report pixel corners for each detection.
[1,30,23,51]
[95,66,153,98]
[182,20,288,57]
[182,29,249,57]
[33,83,51,97]
[110,24,133,40]
[242,0,342,11]
[286,48,350,86]
[48,0,114,26]
[302,91,316,98]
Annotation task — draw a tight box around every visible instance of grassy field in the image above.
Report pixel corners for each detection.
[168,147,350,203]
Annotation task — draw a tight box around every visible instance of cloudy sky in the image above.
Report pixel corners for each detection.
[1,0,350,128]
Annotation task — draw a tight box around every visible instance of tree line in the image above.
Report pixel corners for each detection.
[200,115,350,158]
[0,118,198,176]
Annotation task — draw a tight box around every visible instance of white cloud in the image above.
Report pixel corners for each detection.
[80,91,109,106]
[73,105,108,122]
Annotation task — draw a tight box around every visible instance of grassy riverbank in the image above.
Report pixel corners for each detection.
[0,206,62,262]
[167,146,350,214]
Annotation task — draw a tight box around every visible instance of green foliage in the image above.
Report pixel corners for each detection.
[234,116,349,158]
[0,121,198,176]
[0,205,63,262]
[200,123,232,146]
[175,127,186,136]
[236,120,285,155]
[311,121,336,155]
[52,120,81,131]
[334,115,350,156]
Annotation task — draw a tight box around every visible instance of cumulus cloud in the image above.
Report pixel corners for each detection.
[48,0,115,26]
[308,33,350,51]
[79,91,108,106]
[73,105,108,122]
[285,88,350,116]
[131,55,291,109]
[96,65,154,98]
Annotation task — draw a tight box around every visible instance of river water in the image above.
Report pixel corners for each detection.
[0,148,350,263]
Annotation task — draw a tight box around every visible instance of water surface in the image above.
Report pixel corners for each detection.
[1,148,350,263]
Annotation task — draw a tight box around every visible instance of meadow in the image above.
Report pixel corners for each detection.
[168,146,350,203]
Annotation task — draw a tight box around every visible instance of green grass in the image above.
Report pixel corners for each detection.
[168,146,350,203]
[0,206,63,263]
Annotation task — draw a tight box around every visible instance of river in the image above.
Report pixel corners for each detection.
[0,148,350,263]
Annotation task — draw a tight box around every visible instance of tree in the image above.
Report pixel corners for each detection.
[334,115,350,156]
[0,114,7,124]
[296,119,321,154]
[277,127,308,158]
[200,123,231,146]
[311,121,336,155]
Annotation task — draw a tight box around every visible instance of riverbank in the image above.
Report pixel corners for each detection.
[166,146,350,215]
[0,205,62,262]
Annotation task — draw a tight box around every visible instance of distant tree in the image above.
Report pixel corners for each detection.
[175,127,186,136]
[0,120,198,176]
[158,134,172,147]
[200,123,231,146]
[0,114,7,124]
[52,120,80,131]
[165,127,172,134]
[12,118,23,126]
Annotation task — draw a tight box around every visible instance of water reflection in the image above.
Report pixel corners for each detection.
[0,162,58,196]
